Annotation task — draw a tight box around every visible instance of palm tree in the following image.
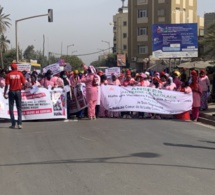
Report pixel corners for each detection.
[0,34,10,68]
[0,6,11,34]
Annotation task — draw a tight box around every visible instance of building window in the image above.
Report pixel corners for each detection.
[158,9,165,16]
[138,27,148,35]
[138,46,148,54]
[123,45,127,50]
[123,33,127,38]
[138,9,148,18]
[123,21,127,26]
[137,0,148,5]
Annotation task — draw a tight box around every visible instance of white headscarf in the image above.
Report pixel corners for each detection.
[89,65,96,74]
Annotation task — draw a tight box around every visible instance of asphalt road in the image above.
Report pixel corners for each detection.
[0,119,215,195]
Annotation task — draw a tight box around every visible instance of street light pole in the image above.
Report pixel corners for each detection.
[67,44,74,55]
[101,40,110,53]
[71,50,78,55]
[15,11,53,62]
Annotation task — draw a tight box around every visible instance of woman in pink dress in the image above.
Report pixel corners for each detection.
[199,69,210,110]
[108,73,121,118]
[0,69,6,88]
[162,77,176,91]
[26,74,41,88]
[176,81,192,121]
[108,73,121,86]
[137,73,150,87]
[190,75,202,122]
[70,70,81,88]
[81,65,98,120]
[40,70,56,88]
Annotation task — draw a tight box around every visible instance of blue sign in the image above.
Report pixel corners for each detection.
[152,23,198,58]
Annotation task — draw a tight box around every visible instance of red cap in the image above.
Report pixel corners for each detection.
[11,63,17,70]
[191,70,197,76]
[160,71,165,76]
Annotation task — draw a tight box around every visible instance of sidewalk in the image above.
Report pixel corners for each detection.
[199,103,215,127]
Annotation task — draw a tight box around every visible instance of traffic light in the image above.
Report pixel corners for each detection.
[48,9,53,22]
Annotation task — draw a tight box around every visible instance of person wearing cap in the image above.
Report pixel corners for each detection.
[137,73,150,87]
[199,69,210,110]
[70,70,81,88]
[173,71,182,90]
[3,63,26,129]
[149,77,161,88]
[122,70,135,87]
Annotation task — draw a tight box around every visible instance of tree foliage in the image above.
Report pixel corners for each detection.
[0,34,10,68]
[23,45,36,60]
[0,6,11,34]
[60,55,83,71]
[3,49,16,69]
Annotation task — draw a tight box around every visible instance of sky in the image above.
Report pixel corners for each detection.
[0,0,214,65]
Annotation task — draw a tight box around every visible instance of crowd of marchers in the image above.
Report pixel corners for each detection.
[0,63,211,129]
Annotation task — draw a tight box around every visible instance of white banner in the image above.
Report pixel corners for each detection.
[43,63,63,75]
[17,63,31,72]
[0,88,67,120]
[101,85,193,114]
[105,67,121,78]
[70,83,88,114]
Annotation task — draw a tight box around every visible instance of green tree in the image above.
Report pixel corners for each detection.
[23,45,36,61]
[60,55,83,71]
[0,34,10,68]
[3,48,16,68]
[0,6,11,34]
[201,22,215,59]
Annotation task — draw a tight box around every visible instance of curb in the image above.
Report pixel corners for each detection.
[199,113,215,127]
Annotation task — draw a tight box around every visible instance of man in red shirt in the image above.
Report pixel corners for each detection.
[3,63,26,129]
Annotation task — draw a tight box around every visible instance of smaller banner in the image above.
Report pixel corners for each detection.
[17,64,31,72]
[117,54,126,66]
[101,85,193,115]
[0,88,67,120]
[70,83,88,114]
[43,63,63,75]
[105,67,121,78]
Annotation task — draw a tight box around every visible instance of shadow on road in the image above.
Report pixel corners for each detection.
[0,152,214,171]
[199,140,215,145]
[164,142,215,150]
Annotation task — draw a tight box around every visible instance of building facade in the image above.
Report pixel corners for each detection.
[113,7,128,55]
[128,0,198,71]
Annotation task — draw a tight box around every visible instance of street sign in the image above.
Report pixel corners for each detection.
[152,23,198,59]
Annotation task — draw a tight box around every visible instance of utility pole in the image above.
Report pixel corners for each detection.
[15,9,53,62]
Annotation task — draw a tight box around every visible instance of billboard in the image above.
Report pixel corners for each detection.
[152,23,198,59]
[117,54,126,66]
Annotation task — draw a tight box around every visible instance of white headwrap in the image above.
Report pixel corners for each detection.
[89,65,96,74]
